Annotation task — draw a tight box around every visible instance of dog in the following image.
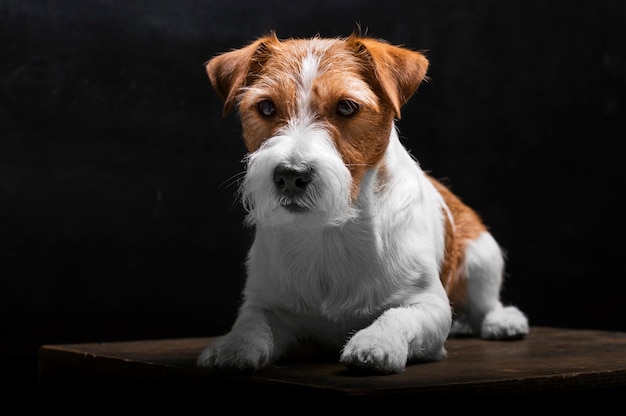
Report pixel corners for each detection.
[197,32,529,375]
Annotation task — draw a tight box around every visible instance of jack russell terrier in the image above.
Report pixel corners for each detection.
[197,32,529,375]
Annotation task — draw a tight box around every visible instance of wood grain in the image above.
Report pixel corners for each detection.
[38,326,626,400]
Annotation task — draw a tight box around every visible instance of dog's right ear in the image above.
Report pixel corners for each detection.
[206,33,279,116]
[348,35,429,119]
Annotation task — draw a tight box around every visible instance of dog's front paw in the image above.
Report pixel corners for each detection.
[340,329,408,374]
[196,333,272,373]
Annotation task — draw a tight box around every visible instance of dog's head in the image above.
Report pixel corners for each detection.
[206,33,429,228]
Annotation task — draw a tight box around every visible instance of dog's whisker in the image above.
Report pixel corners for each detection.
[218,171,246,192]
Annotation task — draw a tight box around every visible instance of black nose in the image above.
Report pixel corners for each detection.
[273,165,314,197]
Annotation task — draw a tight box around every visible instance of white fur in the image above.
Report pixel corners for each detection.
[446,232,529,339]
[198,126,455,374]
[241,124,356,229]
[298,50,321,109]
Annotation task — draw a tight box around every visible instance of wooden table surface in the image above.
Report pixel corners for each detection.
[38,326,626,400]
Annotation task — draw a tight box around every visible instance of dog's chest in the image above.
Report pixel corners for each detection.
[246,217,414,319]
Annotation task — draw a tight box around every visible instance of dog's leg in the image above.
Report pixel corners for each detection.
[452,232,529,339]
[196,306,294,372]
[339,291,451,374]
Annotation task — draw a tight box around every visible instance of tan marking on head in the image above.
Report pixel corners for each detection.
[312,35,429,198]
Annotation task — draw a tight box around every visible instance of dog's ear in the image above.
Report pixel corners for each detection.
[349,36,429,119]
[206,33,279,116]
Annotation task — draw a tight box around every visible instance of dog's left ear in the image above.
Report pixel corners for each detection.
[349,36,429,119]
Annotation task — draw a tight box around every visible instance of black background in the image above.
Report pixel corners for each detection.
[2,0,624,388]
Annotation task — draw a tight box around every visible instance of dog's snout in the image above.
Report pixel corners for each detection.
[273,165,314,196]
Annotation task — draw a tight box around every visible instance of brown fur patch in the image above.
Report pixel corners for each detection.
[429,177,487,311]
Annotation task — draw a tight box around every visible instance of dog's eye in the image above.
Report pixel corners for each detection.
[257,100,277,117]
[336,100,360,117]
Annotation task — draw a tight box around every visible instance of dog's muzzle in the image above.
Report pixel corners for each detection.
[273,164,315,212]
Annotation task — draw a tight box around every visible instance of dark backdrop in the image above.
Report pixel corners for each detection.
[2,0,624,387]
